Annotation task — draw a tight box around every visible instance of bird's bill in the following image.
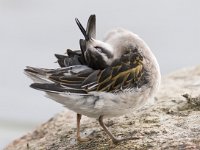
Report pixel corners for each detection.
[75,18,88,40]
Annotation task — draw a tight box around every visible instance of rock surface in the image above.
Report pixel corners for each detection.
[5,66,200,150]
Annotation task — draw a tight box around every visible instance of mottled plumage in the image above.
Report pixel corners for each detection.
[24,14,161,143]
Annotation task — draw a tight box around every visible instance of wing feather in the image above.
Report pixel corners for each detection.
[26,48,146,95]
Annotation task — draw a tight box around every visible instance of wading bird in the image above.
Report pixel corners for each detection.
[24,14,161,144]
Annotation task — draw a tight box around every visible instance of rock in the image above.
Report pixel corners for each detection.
[4,66,200,150]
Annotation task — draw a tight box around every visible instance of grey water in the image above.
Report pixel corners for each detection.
[0,0,200,149]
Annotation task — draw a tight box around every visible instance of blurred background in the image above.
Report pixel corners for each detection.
[0,0,199,148]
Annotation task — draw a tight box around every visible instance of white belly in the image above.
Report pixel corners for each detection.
[46,88,152,118]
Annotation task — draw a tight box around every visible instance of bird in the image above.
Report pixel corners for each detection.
[24,14,161,144]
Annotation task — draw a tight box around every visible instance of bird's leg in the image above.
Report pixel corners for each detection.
[76,113,90,142]
[98,115,139,144]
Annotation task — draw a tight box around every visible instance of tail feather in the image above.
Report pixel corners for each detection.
[30,83,88,95]
[24,67,52,83]
[55,50,85,68]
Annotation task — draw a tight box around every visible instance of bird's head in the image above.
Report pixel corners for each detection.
[75,15,114,69]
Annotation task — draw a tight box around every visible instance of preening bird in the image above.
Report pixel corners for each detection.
[24,14,161,144]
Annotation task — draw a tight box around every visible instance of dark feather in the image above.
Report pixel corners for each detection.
[30,83,87,94]
[81,70,100,87]
[86,15,96,39]
[85,49,108,70]
[79,39,86,62]
[30,83,66,92]
[75,18,88,40]
[49,76,84,84]
[66,49,82,57]
[55,54,69,67]
[55,50,85,68]
[98,67,112,83]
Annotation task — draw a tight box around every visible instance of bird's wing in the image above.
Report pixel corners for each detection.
[55,49,86,67]
[82,50,146,92]
[25,65,93,95]
[25,50,146,95]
